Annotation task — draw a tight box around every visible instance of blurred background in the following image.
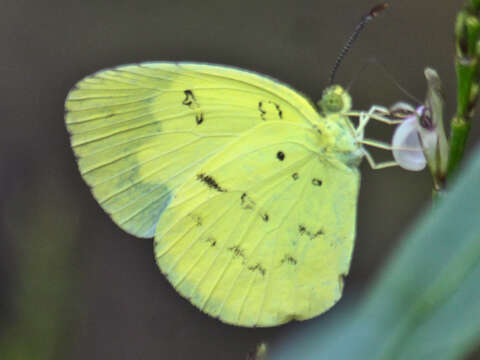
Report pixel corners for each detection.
[0,0,475,359]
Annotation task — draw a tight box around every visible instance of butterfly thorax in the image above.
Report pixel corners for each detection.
[316,85,363,168]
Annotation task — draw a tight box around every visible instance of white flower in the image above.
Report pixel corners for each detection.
[392,106,428,171]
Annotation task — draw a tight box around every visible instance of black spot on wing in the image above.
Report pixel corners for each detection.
[312,178,323,186]
[311,229,324,239]
[206,236,217,247]
[182,89,204,125]
[228,245,247,264]
[292,172,299,180]
[258,100,283,120]
[240,193,256,210]
[189,213,203,226]
[275,103,283,119]
[247,263,266,276]
[281,254,297,265]
[298,224,324,240]
[298,225,306,234]
[182,89,196,106]
[261,213,269,222]
[197,173,227,192]
[258,101,266,120]
[277,151,285,161]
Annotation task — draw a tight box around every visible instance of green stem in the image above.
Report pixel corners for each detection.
[447,1,480,177]
[448,117,472,175]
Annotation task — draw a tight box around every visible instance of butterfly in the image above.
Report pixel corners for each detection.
[65,62,420,327]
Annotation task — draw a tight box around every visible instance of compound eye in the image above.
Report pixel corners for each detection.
[325,94,343,112]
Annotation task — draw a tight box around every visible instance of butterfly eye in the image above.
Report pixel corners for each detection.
[392,110,427,171]
[318,85,352,114]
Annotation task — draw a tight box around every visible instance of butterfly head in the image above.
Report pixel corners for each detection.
[318,85,352,115]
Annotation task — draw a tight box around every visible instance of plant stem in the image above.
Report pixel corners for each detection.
[447,0,480,176]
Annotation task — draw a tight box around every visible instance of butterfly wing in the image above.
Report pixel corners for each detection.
[65,62,320,237]
[154,121,360,327]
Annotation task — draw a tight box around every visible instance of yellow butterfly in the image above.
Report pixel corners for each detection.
[65,62,411,327]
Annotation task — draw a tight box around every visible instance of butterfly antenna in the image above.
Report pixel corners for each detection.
[346,57,373,92]
[373,60,422,104]
[346,57,421,104]
[329,3,389,85]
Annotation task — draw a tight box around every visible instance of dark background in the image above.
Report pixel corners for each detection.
[1,0,475,359]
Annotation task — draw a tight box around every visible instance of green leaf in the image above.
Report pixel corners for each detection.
[271,147,480,360]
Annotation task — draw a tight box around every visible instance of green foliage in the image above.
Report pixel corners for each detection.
[271,146,480,360]
[0,180,79,360]
[448,0,480,176]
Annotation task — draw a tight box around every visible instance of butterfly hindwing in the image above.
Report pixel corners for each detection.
[65,62,320,237]
[154,121,360,327]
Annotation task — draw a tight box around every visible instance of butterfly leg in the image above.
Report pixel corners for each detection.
[358,139,423,155]
[351,105,405,125]
[347,105,404,138]
[362,148,398,169]
[360,138,422,152]
[365,105,404,125]
[360,138,395,150]
[360,138,422,169]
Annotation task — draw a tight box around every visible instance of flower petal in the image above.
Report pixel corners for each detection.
[392,115,426,171]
